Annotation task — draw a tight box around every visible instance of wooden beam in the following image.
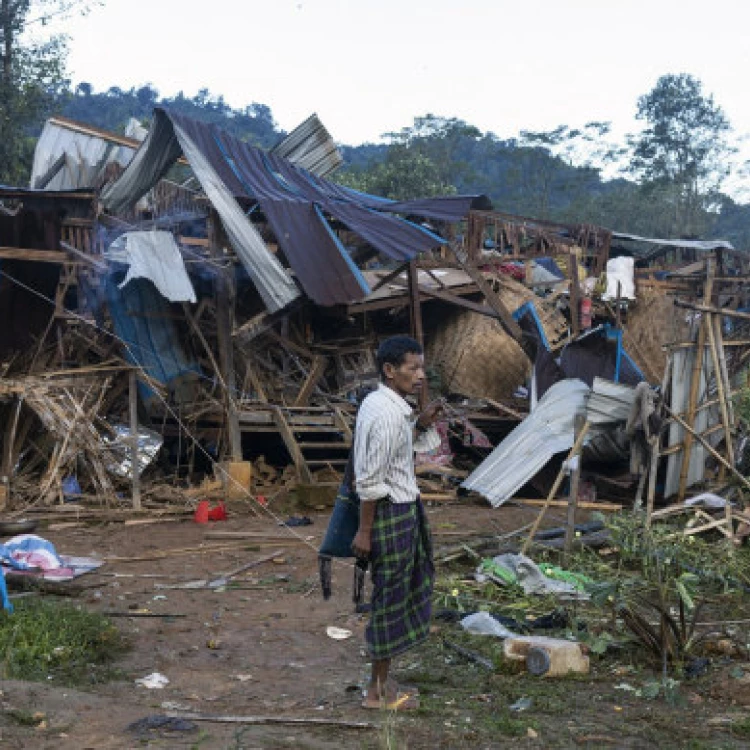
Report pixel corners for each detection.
[272,407,313,484]
[211,214,242,462]
[449,243,523,341]
[414,284,497,318]
[34,152,67,189]
[47,116,189,166]
[674,299,750,322]
[293,355,328,407]
[371,262,410,293]
[59,241,108,271]
[0,247,75,264]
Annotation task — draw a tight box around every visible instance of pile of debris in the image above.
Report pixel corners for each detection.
[0,109,748,547]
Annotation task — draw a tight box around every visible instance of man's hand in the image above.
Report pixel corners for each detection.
[351,527,372,560]
[416,399,445,431]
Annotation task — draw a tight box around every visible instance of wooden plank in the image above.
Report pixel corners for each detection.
[182,303,226,392]
[415,284,498,318]
[293,355,328,407]
[705,312,734,467]
[0,247,75,264]
[272,407,313,484]
[242,360,269,403]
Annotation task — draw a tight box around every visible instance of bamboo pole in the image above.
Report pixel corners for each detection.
[129,370,141,511]
[563,414,585,561]
[665,405,750,495]
[521,420,591,555]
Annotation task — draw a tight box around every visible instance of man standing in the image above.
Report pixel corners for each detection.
[351,335,443,710]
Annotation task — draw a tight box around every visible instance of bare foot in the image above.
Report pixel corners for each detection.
[361,683,420,710]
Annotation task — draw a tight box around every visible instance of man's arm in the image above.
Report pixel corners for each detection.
[351,500,377,559]
[351,410,394,558]
[413,399,444,453]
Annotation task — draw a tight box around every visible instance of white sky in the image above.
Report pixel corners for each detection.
[58,0,750,156]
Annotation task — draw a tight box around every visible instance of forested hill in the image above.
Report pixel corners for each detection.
[57,82,750,249]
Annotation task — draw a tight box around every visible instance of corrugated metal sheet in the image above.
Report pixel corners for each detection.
[271,113,343,177]
[106,231,197,303]
[30,117,144,190]
[612,232,734,253]
[102,108,488,309]
[664,347,719,497]
[586,377,637,425]
[462,379,590,507]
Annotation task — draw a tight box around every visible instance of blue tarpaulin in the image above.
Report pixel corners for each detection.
[105,275,200,401]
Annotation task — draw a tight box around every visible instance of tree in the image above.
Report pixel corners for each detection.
[628,74,734,236]
[337,147,455,201]
[0,0,98,184]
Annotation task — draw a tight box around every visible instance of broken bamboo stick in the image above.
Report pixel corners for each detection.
[521,420,591,555]
[164,712,374,729]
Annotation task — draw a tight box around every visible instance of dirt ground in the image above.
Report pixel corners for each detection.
[2,500,750,749]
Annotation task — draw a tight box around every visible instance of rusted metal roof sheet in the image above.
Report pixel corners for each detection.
[103,108,490,308]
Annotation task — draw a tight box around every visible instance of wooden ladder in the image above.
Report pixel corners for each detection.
[271,406,353,484]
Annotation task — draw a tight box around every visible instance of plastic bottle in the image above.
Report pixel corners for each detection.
[503,636,589,677]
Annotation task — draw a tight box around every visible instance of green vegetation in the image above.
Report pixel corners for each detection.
[0,598,127,685]
[4,6,750,246]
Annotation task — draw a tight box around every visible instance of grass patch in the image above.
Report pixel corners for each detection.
[0,598,128,685]
[731,717,750,739]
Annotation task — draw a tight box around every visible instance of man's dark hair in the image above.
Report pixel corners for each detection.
[376,335,423,379]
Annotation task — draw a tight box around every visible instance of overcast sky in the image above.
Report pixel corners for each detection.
[59,0,749,152]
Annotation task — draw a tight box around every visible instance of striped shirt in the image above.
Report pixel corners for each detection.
[353,383,441,504]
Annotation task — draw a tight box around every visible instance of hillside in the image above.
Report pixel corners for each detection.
[55,83,750,249]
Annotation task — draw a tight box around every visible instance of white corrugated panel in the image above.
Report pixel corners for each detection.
[272,113,343,177]
[586,377,637,425]
[664,348,719,497]
[30,118,140,190]
[462,379,590,507]
[106,231,197,303]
